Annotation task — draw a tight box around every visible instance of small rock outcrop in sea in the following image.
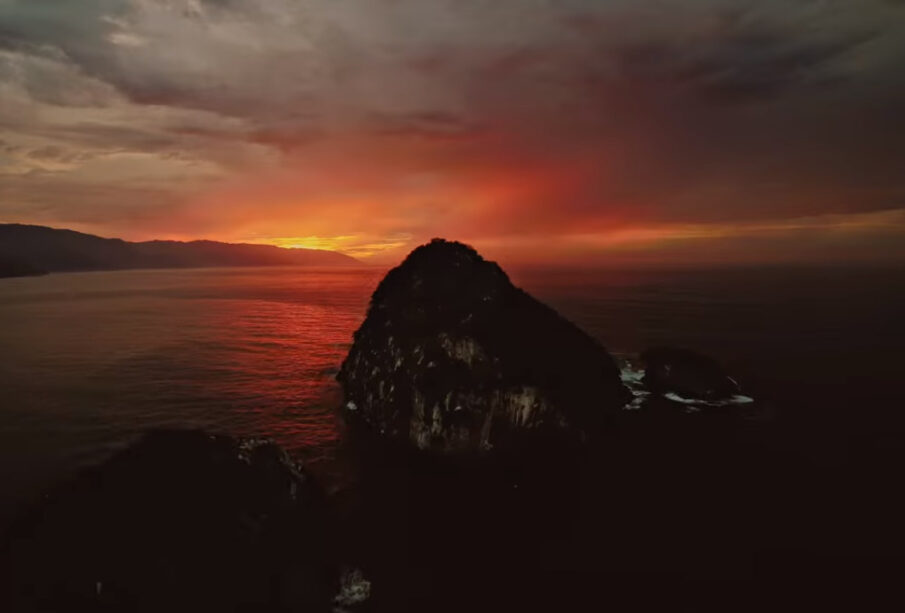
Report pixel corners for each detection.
[1,430,339,612]
[641,346,741,401]
[337,239,630,454]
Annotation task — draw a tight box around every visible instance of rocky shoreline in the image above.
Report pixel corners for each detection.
[3,240,900,611]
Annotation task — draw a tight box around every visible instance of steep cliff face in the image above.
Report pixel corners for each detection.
[338,239,630,454]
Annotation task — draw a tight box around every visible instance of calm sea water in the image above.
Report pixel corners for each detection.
[2,264,905,522]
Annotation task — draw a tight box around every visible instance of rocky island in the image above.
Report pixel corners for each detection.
[338,239,631,454]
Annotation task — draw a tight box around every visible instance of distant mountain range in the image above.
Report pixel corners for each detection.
[0,224,359,278]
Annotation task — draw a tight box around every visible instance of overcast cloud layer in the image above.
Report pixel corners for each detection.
[2,0,905,263]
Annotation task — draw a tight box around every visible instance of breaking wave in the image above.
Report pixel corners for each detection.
[617,356,755,410]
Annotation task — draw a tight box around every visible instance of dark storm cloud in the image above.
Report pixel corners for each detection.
[0,1,898,126]
[0,0,286,120]
[0,0,126,68]
[611,25,876,103]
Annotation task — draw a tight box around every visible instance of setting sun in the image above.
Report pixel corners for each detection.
[252,234,413,260]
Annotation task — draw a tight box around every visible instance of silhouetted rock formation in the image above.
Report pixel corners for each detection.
[338,239,630,454]
[0,223,358,275]
[1,430,338,612]
[641,346,741,400]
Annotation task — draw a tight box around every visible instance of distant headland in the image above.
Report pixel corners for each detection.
[0,224,359,278]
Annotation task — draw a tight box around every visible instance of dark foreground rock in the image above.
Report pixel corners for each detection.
[339,408,905,612]
[1,430,338,612]
[642,346,741,401]
[338,239,630,454]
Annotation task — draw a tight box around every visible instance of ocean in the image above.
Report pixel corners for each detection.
[2,264,905,526]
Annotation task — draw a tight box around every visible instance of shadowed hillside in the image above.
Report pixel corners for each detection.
[0,254,45,278]
[0,224,359,276]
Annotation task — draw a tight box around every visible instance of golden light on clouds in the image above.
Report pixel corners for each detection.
[562,209,905,250]
[251,234,413,259]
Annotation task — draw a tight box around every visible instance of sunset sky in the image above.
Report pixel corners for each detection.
[2,0,905,265]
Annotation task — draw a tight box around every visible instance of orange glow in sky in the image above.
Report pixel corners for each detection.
[255,235,413,259]
[3,0,905,266]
